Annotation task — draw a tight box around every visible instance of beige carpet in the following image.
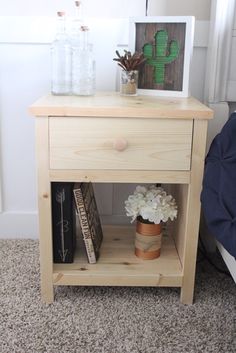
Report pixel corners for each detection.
[0,239,235,353]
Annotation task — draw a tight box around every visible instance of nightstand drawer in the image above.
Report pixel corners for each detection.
[49,117,193,171]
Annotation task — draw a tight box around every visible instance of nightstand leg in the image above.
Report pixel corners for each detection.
[41,277,54,304]
[39,223,54,304]
[36,117,54,304]
[180,120,208,305]
[180,279,195,305]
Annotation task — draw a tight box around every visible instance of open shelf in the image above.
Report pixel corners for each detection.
[53,225,183,287]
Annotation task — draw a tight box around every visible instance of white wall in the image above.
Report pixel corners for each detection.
[0,0,211,19]
[148,0,211,20]
[0,0,146,17]
[0,1,211,238]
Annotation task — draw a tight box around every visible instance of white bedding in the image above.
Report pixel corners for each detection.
[217,241,236,283]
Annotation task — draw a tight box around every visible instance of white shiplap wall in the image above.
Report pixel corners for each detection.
[227,9,236,101]
[0,17,209,237]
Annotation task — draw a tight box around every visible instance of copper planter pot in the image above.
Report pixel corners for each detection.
[135,219,162,260]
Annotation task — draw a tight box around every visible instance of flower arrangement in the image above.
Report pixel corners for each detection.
[125,185,178,224]
[113,50,146,71]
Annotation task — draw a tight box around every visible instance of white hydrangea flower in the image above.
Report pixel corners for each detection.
[124,185,177,224]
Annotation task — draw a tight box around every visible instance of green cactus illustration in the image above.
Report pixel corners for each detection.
[143,30,180,84]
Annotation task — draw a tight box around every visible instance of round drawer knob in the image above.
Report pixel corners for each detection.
[113,138,128,151]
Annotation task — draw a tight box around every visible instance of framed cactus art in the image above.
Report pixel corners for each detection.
[129,17,195,97]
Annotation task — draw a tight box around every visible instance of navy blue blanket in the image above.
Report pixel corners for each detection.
[201,112,236,258]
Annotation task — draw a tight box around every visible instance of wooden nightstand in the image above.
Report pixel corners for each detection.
[29,92,213,304]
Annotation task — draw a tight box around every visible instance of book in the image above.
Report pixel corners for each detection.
[73,182,103,263]
[51,182,76,263]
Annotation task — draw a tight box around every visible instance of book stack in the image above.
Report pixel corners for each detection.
[74,183,103,263]
[51,182,103,264]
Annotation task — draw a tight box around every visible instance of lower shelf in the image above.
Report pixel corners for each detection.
[53,225,183,287]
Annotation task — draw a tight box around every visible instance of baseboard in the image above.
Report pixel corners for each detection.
[0,211,38,239]
[0,212,130,239]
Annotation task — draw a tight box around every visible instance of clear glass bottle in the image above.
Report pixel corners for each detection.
[51,11,71,95]
[70,1,83,46]
[71,23,96,96]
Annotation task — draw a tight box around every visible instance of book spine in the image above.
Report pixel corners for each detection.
[51,183,75,263]
[74,188,96,264]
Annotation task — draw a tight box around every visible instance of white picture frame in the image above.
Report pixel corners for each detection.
[129,16,195,97]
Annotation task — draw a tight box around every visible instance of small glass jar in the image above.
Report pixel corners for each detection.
[120,70,138,96]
